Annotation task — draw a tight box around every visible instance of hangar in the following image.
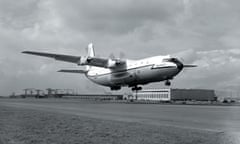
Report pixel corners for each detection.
[133,89,216,102]
[134,89,171,101]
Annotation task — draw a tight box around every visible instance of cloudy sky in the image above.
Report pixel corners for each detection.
[0,0,240,96]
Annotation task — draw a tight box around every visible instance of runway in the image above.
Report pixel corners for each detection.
[0,99,240,143]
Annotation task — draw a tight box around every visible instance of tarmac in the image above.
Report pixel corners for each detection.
[0,98,240,143]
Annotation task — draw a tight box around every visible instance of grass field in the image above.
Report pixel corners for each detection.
[0,104,235,144]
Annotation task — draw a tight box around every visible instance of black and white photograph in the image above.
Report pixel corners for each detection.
[0,0,240,144]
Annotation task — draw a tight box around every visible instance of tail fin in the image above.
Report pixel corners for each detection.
[87,43,95,57]
[86,43,95,71]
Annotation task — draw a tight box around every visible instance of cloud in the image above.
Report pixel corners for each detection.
[53,0,183,35]
[174,49,240,90]
[0,0,39,29]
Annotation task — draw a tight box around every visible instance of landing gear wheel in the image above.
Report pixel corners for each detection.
[131,86,142,91]
[165,80,171,86]
[110,86,121,91]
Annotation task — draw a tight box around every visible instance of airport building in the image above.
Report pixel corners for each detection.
[134,89,171,101]
[62,94,123,100]
[133,89,216,101]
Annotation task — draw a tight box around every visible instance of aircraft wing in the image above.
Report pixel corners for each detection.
[22,51,81,64]
[22,51,126,69]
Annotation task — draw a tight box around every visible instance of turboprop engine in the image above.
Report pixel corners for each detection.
[107,59,117,68]
[78,56,88,65]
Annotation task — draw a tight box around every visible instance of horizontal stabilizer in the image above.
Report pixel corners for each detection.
[58,69,87,74]
[183,64,197,68]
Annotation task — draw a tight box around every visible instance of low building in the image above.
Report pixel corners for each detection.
[171,89,216,101]
[62,94,123,100]
[134,89,171,101]
[132,88,216,101]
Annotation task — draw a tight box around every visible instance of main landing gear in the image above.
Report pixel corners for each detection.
[110,86,121,91]
[165,80,171,86]
[131,85,142,102]
[131,86,142,91]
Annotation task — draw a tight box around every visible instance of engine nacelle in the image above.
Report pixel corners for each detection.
[107,59,117,68]
[78,56,88,65]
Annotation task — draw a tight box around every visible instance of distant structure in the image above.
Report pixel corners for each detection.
[19,88,122,100]
[18,88,216,102]
[63,94,123,100]
[23,88,36,98]
[171,89,216,101]
[215,90,240,102]
[132,89,217,102]
[21,88,75,98]
[133,89,171,101]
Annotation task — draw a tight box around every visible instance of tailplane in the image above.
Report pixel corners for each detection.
[58,69,87,74]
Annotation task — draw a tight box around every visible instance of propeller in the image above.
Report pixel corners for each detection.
[109,52,126,60]
[109,53,116,59]
[119,51,126,59]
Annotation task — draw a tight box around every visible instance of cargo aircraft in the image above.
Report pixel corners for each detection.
[22,43,196,91]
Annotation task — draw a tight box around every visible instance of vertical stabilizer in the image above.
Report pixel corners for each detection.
[86,43,95,71]
[88,43,95,57]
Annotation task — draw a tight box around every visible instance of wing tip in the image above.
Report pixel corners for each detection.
[22,51,33,54]
[22,51,28,54]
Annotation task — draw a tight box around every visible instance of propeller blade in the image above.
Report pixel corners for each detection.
[119,51,126,59]
[109,53,115,59]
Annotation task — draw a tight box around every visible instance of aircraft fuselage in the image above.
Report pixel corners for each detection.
[86,55,183,90]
